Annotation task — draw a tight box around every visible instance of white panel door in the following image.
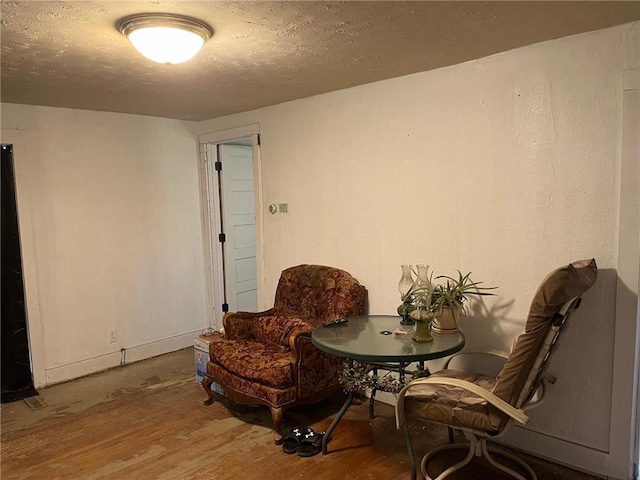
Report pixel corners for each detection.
[219,145,258,312]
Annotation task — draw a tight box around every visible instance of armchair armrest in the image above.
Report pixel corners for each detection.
[291,331,345,398]
[395,376,529,428]
[223,308,275,340]
[288,325,314,352]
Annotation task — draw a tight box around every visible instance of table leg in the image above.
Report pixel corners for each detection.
[369,390,376,419]
[419,360,430,377]
[323,390,353,454]
[399,361,406,379]
[369,366,378,419]
[402,422,417,480]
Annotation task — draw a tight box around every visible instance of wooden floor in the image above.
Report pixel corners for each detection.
[1,349,600,480]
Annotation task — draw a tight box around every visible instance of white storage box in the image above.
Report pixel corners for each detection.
[194,334,226,397]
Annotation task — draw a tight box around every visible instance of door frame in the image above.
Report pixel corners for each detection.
[1,129,46,388]
[198,124,264,329]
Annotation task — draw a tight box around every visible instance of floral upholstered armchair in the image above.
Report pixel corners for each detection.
[202,264,366,443]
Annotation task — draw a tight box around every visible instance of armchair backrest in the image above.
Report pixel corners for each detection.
[491,259,598,408]
[272,264,366,325]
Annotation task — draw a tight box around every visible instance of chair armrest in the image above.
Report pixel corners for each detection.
[223,308,275,340]
[291,332,345,398]
[395,376,529,429]
[442,349,510,369]
[288,327,314,352]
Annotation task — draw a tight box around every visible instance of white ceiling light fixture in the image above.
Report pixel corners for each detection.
[118,13,213,65]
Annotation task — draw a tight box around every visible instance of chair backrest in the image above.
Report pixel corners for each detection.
[272,264,366,324]
[491,259,598,408]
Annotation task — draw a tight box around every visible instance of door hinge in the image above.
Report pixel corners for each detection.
[215,161,222,171]
[218,233,226,243]
[222,303,229,313]
[256,133,261,146]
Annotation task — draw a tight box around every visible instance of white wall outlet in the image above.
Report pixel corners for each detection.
[109,328,118,344]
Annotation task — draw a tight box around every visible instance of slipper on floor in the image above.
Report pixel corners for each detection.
[297,431,326,457]
[282,427,315,454]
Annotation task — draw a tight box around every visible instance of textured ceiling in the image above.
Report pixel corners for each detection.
[1,1,639,121]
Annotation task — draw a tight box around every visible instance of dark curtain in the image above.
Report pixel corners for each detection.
[1,144,38,403]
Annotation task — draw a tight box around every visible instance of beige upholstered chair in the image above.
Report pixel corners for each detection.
[395,259,597,480]
[203,264,366,443]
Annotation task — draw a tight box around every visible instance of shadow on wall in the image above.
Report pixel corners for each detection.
[457,266,618,376]
[461,296,516,351]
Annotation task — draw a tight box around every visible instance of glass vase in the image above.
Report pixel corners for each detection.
[398,265,414,298]
[411,264,432,312]
[412,264,431,293]
[398,265,415,325]
[411,309,434,343]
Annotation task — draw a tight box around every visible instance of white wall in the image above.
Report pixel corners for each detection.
[1,105,208,386]
[199,24,639,478]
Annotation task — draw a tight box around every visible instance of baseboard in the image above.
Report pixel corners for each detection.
[44,330,202,386]
[123,330,203,364]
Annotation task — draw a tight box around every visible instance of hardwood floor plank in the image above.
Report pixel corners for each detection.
[1,349,601,480]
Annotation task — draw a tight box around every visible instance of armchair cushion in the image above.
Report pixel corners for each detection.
[211,341,294,389]
[249,316,313,348]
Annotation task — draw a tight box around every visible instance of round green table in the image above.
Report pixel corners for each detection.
[312,315,465,454]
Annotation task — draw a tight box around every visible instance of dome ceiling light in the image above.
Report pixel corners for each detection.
[117,13,213,65]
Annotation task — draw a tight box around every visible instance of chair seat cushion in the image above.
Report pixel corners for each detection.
[211,340,294,389]
[402,369,506,432]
